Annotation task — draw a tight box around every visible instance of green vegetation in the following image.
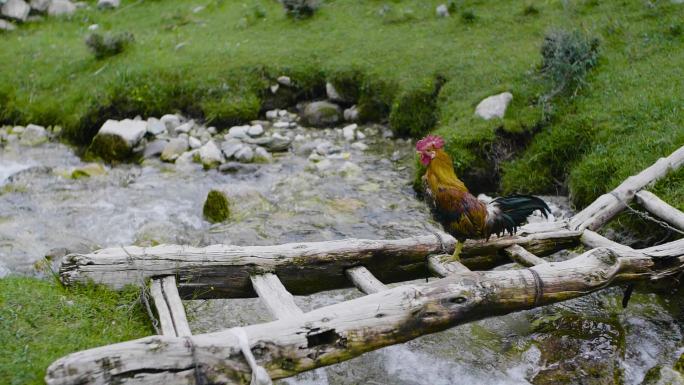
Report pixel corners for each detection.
[0,0,682,211]
[85,31,134,59]
[203,189,231,223]
[0,276,152,385]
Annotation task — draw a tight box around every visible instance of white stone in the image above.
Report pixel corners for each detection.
[12,126,25,134]
[160,114,181,132]
[188,136,201,149]
[265,110,278,120]
[277,76,292,87]
[87,23,99,31]
[207,126,217,135]
[160,138,188,162]
[20,124,48,146]
[340,161,362,177]
[47,0,76,16]
[97,0,119,9]
[0,19,16,31]
[254,146,272,162]
[475,92,513,120]
[342,124,358,141]
[199,140,224,168]
[351,142,368,151]
[343,105,359,122]
[146,117,166,136]
[2,0,30,21]
[174,150,197,166]
[234,146,254,162]
[315,159,333,172]
[356,130,366,140]
[273,121,292,129]
[270,84,279,94]
[436,4,449,17]
[98,119,146,146]
[221,140,244,158]
[277,109,288,117]
[326,82,350,103]
[247,124,264,137]
[29,0,50,12]
[227,125,249,139]
[174,121,194,134]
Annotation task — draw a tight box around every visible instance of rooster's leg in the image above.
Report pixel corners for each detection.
[450,241,463,262]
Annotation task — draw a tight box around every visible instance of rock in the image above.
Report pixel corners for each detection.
[88,119,147,162]
[247,124,264,137]
[436,4,449,17]
[174,121,193,134]
[315,141,341,155]
[475,92,513,120]
[146,117,166,136]
[97,0,119,9]
[30,0,50,12]
[325,82,349,103]
[47,0,76,16]
[143,139,167,158]
[1,0,30,21]
[234,146,254,163]
[0,19,16,31]
[11,126,25,134]
[70,163,106,179]
[270,84,279,94]
[315,158,333,172]
[356,130,366,140]
[254,146,272,162]
[207,126,217,135]
[343,105,360,122]
[160,114,181,132]
[87,23,98,31]
[221,140,244,159]
[301,101,342,127]
[277,76,292,87]
[19,124,48,146]
[198,140,224,169]
[265,110,279,120]
[160,138,188,162]
[243,133,292,152]
[203,189,230,223]
[219,162,259,173]
[272,121,294,129]
[188,136,201,149]
[0,261,10,278]
[342,123,358,141]
[351,142,368,151]
[340,161,361,177]
[174,149,197,166]
[227,125,249,139]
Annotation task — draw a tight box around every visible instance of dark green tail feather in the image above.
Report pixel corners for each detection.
[490,194,551,236]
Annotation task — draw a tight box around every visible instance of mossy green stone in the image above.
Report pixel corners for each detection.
[203,189,231,223]
[87,133,132,163]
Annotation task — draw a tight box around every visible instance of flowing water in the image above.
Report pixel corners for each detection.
[1,124,682,384]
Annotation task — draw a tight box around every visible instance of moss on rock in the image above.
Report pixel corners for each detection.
[86,133,135,163]
[389,79,440,138]
[203,189,231,223]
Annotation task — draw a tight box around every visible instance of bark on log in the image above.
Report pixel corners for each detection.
[569,146,684,231]
[580,229,635,252]
[427,254,470,277]
[345,266,387,294]
[46,247,684,385]
[635,190,684,232]
[58,230,578,298]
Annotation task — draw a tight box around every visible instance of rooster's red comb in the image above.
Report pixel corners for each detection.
[416,135,445,151]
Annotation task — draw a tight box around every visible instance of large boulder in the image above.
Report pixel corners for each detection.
[474,92,513,120]
[30,0,50,12]
[88,119,146,162]
[1,0,30,21]
[301,101,342,127]
[47,0,75,16]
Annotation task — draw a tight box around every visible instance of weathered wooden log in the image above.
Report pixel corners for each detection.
[580,229,634,251]
[427,254,470,277]
[570,146,684,231]
[635,190,684,232]
[45,246,684,385]
[149,279,176,336]
[504,245,547,266]
[58,230,579,298]
[250,273,303,320]
[345,266,387,294]
[161,276,192,337]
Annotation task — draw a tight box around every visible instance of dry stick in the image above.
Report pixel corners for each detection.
[45,247,684,385]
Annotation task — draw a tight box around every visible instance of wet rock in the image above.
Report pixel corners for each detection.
[203,189,230,223]
[97,0,119,9]
[475,92,513,120]
[326,82,351,104]
[19,124,48,146]
[6,165,52,184]
[89,119,147,162]
[265,109,279,120]
[198,140,224,169]
[273,121,295,129]
[207,126,217,135]
[340,161,361,177]
[254,146,272,162]
[221,140,244,159]
[247,124,264,137]
[314,158,333,172]
[277,76,292,87]
[436,4,449,17]
[342,123,357,141]
[301,101,342,127]
[227,125,249,139]
[343,105,360,122]
[0,19,16,31]
[47,0,76,16]
[143,139,167,158]
[2,0,30,21]
[175,149,197,166]
[188,136,201,149]
[219,162,258,173]
[160,114,181,132]
[315,141,341,155]
[30,0,50,12]
[351,141,368,151]
[243,133,292,152]
[146,117,166,136]
[234,146,254,163]
[70,163,106,179]
[160,137,188,162]
[174,121,194,134]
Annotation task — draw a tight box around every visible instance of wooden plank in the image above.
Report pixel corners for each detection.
[149,279,176,337]
[58,230,580,298]
[581,230,634,251]
[504,245,547,267]
[160,276,192,337]
[46,246,684,385]
[635,190,684,232]
[345,266,387,294]
[427,254,470,277]
[570,145,684,231]
[250,273,303,320]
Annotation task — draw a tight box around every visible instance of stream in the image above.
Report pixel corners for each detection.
[1,122,682,385]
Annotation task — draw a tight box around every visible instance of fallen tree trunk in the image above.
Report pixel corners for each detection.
[59,227,579,298]
[46,247,684,385]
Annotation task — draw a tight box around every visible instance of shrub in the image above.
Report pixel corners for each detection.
[461,9,476,23]
[85,32,134,59]
[540,29,599,100]
[523,4,539,16]
[282,0,319,19]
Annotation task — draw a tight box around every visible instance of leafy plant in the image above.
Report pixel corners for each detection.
[523,3,539,16]
[461,9,476,23]
[540,29,599,100]
[282,0,319,19]
[85,32,134,59]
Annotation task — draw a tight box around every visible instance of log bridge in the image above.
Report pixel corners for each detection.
[46,145,684,385]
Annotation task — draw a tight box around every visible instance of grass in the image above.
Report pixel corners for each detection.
[0,276,153,385]
[0,0,682,210]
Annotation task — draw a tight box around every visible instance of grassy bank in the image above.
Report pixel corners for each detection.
[0,277,152,385]
[0,0,682,210]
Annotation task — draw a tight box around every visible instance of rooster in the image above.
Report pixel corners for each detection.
[416,135,550,259]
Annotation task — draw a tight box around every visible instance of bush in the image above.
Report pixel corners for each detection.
[461,9,476,23]
[389,79,441,138]
[85,32,134,59]
[540,29,599,99]
[282,0,319,19]
[523,4,539,16]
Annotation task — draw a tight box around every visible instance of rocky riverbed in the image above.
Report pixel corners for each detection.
[1,115,683,384]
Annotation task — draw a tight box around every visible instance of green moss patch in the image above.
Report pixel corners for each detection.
[203,189,231,223]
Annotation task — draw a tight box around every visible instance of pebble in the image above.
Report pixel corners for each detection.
[175,121,194,134]
[198,140,224,168]
[221,140,244,158]
[160,114,181,132]
[351,142,368,151]
[342,124,358,142]
[265,110,279,120]
[273,121,293,129]
[146,117,166,136]
[227,125,250,139]
[340,161,362,177]
[219,162,259,173]
[188,136,201,149]
[315,158,333,172]
[234,146,254,163]
[160,138,188,162]
[254,146,272,162]
[143,139,168,158]
[277,76,292,87]
[207,126,217,135]
[247,124,264,137]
